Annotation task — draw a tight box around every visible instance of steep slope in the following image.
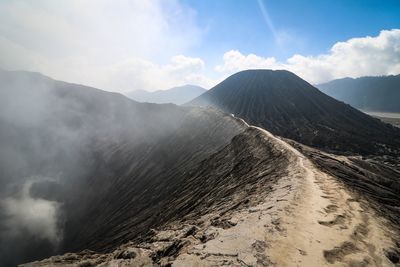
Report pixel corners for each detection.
[0,70,244,266]
[317,75,400,113]
[127,85,206,104]
[22,126,400,267]
[189,69,400,155]
[62,108,245,253]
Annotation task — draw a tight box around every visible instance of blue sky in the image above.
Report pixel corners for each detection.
[0,0,399,91]
[184,0,400,62]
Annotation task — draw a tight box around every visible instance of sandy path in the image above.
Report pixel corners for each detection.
[174,126,398,266]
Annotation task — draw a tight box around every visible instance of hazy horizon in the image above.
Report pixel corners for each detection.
[0,0,399,92]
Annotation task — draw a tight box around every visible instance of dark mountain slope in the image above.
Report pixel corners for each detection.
[66,125,290,253]
[0,70,245,266]
[189,69,400,155]
[127,85,206,105]
[317,75,400,112]
[63,108,246,253]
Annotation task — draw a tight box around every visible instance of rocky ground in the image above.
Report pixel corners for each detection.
[22,126,400,267]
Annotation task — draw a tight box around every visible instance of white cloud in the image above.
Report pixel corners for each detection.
[103,55,214,91]
[215,50,282,73]
[0,0,204,91]
[215,29,400,84]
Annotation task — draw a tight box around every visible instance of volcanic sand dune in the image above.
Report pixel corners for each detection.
[174,126,399,266]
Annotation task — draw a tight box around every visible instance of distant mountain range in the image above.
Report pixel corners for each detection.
[189,69,400,155]
[317,75,400,113]
[127,84,206,105]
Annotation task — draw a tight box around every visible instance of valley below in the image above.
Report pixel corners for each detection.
[363,111,400,128]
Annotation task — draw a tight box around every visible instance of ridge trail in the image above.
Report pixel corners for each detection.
[175,126,398,266]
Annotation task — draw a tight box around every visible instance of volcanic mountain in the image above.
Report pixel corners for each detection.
[189,69,400,155]
[317,75,400,113]
[3,70,400,267]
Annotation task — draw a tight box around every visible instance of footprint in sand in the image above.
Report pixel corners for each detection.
[318,214,346,227]
[323,241,360,264]
[324,204,338,213]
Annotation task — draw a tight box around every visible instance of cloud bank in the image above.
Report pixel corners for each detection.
[103,55,213,91]
[216,29,400,84]
[0,0,206,91]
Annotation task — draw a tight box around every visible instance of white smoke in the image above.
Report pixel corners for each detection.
[0,177,62,246]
